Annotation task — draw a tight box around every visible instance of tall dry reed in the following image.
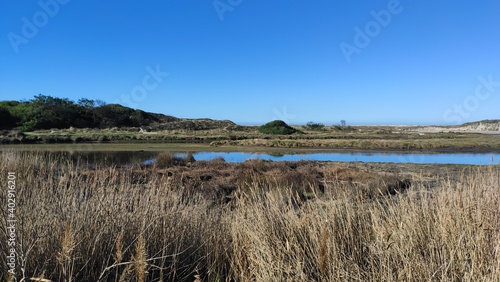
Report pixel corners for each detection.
[0,151,498,281]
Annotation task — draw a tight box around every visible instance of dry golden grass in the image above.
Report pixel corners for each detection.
[133,235,147,282]
[0,151,499,281]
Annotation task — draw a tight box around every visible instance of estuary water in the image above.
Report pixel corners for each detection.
[3,148,500,166]
[174,151,500,165]
[55,150,500,166]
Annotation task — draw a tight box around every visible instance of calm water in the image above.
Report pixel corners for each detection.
[27,150,500,166]
[177,151,500,165]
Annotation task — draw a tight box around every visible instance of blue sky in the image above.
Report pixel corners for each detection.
[1,0,499,125]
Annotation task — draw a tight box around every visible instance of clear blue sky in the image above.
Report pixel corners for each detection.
[1,0,499,125]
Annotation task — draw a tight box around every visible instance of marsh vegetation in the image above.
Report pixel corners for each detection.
[2,95,500,151]
[3,125,500,152]
[1,151,499,281]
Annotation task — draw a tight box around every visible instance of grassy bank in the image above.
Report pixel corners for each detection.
[2,126,500,151]
[1,152,499,281]
[210,134,500,150]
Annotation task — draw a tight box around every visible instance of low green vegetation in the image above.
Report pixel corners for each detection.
[332,125,355,131]
[258,120,301,135]
[2,126,500,150]
[304,121,325,131]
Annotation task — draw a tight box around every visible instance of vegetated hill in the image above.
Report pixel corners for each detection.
[0,95,239,131]
[148,118,239,131]
[142,112,180,123]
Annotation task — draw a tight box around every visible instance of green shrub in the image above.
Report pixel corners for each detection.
[304,121,325,131]
[19,119,39,132]
[259,120,299,135]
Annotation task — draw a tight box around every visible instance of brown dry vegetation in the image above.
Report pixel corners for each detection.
[0,151,499,281]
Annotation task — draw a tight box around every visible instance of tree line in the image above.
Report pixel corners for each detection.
[0,94,159,131]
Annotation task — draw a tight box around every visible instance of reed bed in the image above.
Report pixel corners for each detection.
[0,151,499,281]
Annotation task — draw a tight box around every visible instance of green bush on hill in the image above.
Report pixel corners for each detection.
[259,120,300,135]
[304,121,325,131]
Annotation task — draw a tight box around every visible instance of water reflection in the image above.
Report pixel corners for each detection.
[18,150,162,166]
[187,151,500,165]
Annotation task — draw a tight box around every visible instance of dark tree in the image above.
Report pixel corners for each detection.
[0,107,16,129]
